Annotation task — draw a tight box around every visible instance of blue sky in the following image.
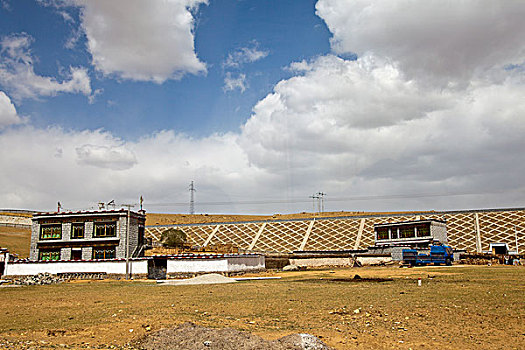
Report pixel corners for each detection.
[1,0,525,214]
[1,0,331,138]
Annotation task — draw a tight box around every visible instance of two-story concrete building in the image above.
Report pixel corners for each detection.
[30,209,146,261]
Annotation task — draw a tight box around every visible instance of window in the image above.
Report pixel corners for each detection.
[39,249,61,261]
[376,227,389,240]
[71,223,84,239]
[40,224,62,240]
[94,222,116,238]
[399,225,416,238]
[416,224,430,237]
[390,227,398,239]
[93,247,116,259]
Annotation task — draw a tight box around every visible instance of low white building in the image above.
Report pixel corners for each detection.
[3,254,265,279]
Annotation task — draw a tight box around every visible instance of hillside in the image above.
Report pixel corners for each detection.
[0,226,31,258]
[145,210,431,226]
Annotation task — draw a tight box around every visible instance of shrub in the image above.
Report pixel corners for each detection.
[160,228,187,248]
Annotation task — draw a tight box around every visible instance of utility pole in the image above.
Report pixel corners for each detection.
[316,192,326,213]
[122,203,135,280]
[309,194,320,213]
[189,181,196,215]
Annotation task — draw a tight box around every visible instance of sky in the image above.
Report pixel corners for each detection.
[1,0,524,214]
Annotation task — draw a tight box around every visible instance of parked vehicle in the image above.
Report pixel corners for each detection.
[402,245,453,266]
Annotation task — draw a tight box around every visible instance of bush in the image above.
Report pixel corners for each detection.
[160,228,187,248]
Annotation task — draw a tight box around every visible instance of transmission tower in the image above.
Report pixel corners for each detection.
[189,181,196,214]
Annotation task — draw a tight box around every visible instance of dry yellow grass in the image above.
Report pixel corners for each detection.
[145,210,433,226]
[0,226,31,258]
[0,266,523,349]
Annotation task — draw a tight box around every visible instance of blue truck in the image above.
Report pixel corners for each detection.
[402,245,454,266]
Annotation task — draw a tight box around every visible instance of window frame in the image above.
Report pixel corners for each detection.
[416,223,430,237]
[93,222,117,238]
[92,246,116,260]
[40,224,62,240]
[39,249,61,261]
[70,223,85,239]
[399,225,416,239]
[376,227,389,240]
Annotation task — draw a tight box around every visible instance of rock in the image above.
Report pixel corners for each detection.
[283,265,300,271]
[12,273,64,286]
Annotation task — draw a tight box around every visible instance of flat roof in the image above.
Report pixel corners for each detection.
[374,219,446,228]
[33,209,146,220]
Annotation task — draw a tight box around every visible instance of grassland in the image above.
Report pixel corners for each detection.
[0,226,30,258]
[0,266,523,349]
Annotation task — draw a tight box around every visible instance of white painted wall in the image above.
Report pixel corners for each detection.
[226,255,265,271]
[357,256,392,265]
[290,257,353,267]
[167,258,228,273]
[4,260,148,276]
[4,254,264,277]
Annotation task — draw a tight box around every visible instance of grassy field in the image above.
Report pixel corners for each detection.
[0,226,30,258]
[0,266,523,349]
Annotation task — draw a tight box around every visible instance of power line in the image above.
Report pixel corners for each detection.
[144,190,501,208]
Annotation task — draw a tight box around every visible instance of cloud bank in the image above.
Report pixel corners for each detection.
[316,0,525,86]
[1,0,525,213]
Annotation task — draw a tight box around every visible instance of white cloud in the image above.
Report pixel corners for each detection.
[2,55,525,213]
[223,72,247,93]
[223,43,269,68]
[66,0,207,83]
[0,33,92,100]
[316,0,525,86]
[76,144,137,170]
[0,91,24,128]
[0,126,273,212]
[240,54,525,209]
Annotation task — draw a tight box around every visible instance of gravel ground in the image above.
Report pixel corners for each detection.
[156,274,237,286]
[135,322,333,350]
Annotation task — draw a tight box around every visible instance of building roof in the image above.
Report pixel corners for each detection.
[373,219,446,228]
[33,209,146,220]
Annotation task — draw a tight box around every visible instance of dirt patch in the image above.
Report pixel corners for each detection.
[327,274,393,283]
[136,322,333,350]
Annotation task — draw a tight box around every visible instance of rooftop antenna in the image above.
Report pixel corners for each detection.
[189,181,196,214]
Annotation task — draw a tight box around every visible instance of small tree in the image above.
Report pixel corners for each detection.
[160,228,187,249]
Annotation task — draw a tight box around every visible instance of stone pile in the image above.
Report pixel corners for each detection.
[12,273,64,286]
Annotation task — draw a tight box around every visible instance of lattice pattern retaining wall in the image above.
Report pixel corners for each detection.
[145,208,525,253]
